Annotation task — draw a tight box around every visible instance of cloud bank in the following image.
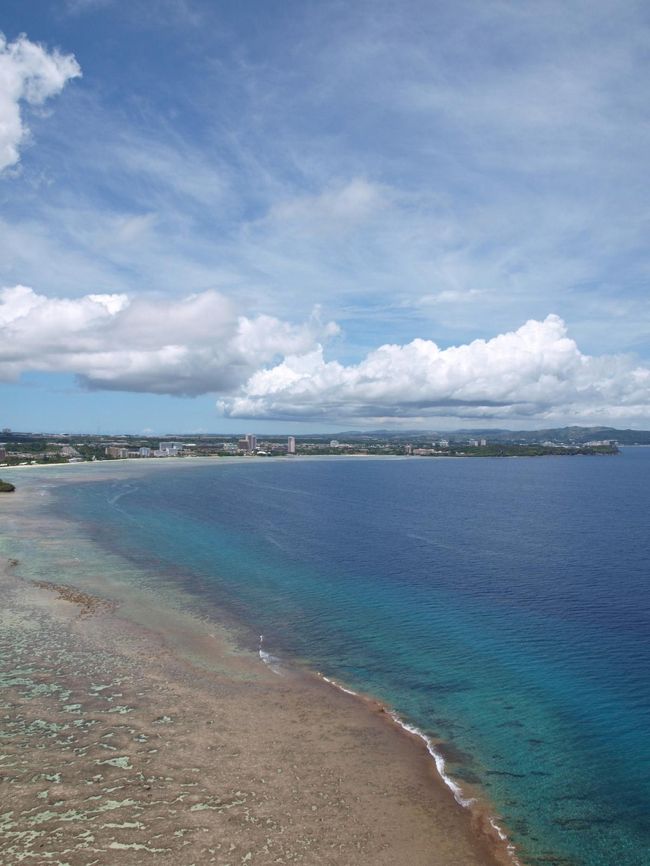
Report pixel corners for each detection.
[0,33,81,172]
[0,285,337,395]
[219,316,650,423]
[2,284,649,423]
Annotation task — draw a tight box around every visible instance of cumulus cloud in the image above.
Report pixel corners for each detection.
[0,285,337,395]
[3,287,650,423]
[219,315,650,423]
[0,33,81,172]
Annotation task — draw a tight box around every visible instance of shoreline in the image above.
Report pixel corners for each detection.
[0,465,521,865]
[0,439,621,475]
[315,672,521,865]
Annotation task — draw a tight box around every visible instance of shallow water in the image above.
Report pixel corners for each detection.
[3,451,649,866]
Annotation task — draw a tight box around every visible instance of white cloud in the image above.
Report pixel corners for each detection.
[3,284,649,423]
[219,315,650,423]
[3,9,649,360]
[0,33,81,172]
[418,289,483,305]
[0,285,336,395]
[265,179,387,236]
[64,0,113,12]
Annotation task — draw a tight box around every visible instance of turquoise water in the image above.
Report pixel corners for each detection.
[4,451,649,865]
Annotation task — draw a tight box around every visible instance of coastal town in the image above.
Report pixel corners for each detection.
[0,426,629,467]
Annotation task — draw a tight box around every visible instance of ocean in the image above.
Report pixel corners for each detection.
[3,449,649,865]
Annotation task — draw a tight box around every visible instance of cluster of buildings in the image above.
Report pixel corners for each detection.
[235,434,296,455]
[236,433,257,453]
[104,435,298,460]
[0,441,85,465]
[404,438,487,455]
[104,441,192,459]
[583,439,618,447]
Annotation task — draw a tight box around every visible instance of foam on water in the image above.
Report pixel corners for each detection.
[317,670,473,805]
[389,716,521,866]
[107,483,139,507]
[318,673,358,696]
[388,712,476,808]
[318,669,520,864]
[258,635,283,675]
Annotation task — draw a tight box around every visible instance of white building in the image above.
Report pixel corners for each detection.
[287,436,296,455]
[158,441,184,456]
[245,433,257,452]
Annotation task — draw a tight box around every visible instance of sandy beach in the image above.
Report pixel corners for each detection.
[0,469,510,866]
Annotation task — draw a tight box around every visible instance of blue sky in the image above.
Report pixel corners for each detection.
[1,0,650,433]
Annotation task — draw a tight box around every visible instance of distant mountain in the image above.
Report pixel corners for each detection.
[452,427,650,445]
[333,426,650,445]
[3,425,650,445]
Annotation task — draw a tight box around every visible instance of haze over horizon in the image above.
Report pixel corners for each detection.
[2,1,650,434]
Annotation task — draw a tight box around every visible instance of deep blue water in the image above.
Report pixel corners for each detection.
[43,452,650,865]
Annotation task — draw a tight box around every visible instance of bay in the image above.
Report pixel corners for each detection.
[9,449,649,866]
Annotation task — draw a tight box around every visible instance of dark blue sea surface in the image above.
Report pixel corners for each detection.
[44,451,650,865]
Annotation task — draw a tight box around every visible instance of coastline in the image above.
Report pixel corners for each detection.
[0,464,519,865]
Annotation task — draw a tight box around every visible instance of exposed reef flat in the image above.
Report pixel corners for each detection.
[0,558,505,866]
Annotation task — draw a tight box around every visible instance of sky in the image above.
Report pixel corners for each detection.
[1,0,650,434]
